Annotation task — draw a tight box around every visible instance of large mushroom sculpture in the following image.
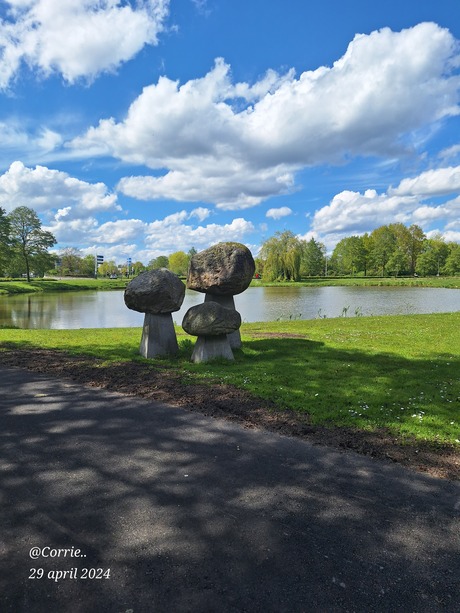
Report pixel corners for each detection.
[124,268,185,358]
[186,242,255,349]
[182,301,242,363]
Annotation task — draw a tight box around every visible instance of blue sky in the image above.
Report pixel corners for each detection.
[0,0,459,264]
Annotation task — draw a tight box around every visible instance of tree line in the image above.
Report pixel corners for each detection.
[51,248,199,278]
[2,206,459,282]
[0,205,200,280]
[257,225,460,281]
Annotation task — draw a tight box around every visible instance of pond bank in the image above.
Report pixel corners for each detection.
[1,275,459,295]
[0,277,129,295]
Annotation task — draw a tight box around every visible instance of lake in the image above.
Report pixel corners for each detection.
[1,286,459,329]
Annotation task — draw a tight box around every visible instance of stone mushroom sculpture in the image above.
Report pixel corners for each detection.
[182,301,241,363]
[187,242,255,349]
[124,268,185,358]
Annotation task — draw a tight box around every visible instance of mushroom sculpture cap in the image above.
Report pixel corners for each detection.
[124,269,185,314]
[182,301,241,337]
[187,242,255,296]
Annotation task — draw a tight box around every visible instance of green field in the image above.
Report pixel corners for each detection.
[1,312,459,445]
[251,276,460,289]
[0,277,129,295]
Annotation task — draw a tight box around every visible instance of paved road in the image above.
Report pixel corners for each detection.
[1,365,459,613]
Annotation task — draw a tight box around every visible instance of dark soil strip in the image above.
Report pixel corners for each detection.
[1,347,458,480]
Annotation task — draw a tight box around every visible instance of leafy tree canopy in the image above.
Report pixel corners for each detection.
[7,206,56,281]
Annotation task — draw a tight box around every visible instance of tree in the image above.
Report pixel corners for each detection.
[81,254,97,277]
[386,248,407,276]
[444,243,460,275]
[330,236,366,276]
[0,206,11,276]
[370,226,396,276]
[254,257,264,278]
[149,255,169,269]
[131,261,147,276]
[301,238,326,276]
[7,206,56,281]
[360,233,373,276]
[416,237,449,276]
[260,231,303,281]
[98,260,118,277]
[407,224,426,274]
[58,247,83,276]
[168,251,189,276]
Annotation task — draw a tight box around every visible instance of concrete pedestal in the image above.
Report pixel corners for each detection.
[140,313,179,358]
[191,335,234,363]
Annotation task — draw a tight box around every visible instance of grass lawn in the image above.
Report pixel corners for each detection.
[1,312,459,446]
[0,278,129,295]
[251,276,460,289]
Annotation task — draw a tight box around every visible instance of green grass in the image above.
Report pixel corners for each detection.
[1,312,459,445]
[0,277,129,295]
[251,276,460,289]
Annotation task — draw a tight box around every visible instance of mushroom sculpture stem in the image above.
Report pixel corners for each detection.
[140,312,178,358]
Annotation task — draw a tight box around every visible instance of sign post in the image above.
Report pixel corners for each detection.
[95,254,104,278]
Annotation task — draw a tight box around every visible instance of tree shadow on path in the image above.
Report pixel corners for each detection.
[0,366,459,612]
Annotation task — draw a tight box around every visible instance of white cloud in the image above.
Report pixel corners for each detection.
[0,121,63,165]
[79,243,140,263]
[266,206,292,220]
[426,229,460,243]
[144,213,255,252]
[0,0,170,87]
[311,163,460,248]
[442,231,460,242]
[411,192,459,224]
[117,165,295,210]
[189,207,211,221]
[312,189,417,234]
[390,165,460,196]
[91,219,147,244]
[43,216,99,245]
[44,202,254,261]
[72,23,459,209]
[0,161,120,218]
[439,144,460,161]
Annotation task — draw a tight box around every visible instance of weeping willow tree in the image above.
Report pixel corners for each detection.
[259,230,303,281]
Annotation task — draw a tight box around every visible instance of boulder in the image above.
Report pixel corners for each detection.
[182,301,241,337]
[124,268,185,314]
[187,242,255,296]
[204,294,241,349]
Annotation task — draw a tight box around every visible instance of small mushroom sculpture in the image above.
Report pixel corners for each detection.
[124,268,185,358]
[182,301,242,363]
[187,242,255,349]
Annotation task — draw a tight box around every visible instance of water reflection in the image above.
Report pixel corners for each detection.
[0,286,459,329]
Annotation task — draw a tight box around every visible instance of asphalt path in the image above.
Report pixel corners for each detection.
[1,365,459,613]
